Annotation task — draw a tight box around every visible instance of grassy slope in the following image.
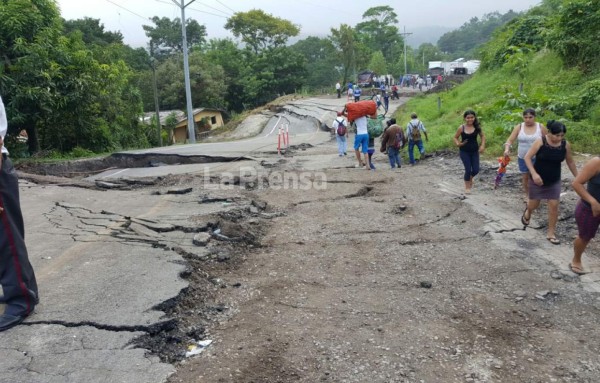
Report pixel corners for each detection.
[393,50,600,158]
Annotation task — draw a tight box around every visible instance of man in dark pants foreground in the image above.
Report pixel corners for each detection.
[0,95,38,332]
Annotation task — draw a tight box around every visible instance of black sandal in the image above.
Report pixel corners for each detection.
[521,207,530,226]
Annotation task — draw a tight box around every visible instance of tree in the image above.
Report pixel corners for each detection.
[355,6,402,62]
[223,10,304,109]
[148,52,227,111]
[1,0,146,154]
[63,17,150,72]
[546,0,600,72]
[204,38,246,111]
[0,0,64,152]
[143,16,207,56]
[291,37,338,90]
[437,11,520,58]
[225,9,300,53]
[165,112,178,145]
[63,17,123,46]
[368,51,387,75]
[330,24,358,86]
[238,47,306,108]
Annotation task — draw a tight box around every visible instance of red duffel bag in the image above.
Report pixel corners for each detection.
[345,100,377,122]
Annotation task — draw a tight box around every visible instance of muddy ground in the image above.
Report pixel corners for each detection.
[19,136,600,383]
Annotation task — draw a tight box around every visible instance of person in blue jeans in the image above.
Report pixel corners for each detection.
[380,118,404,169]
[406,113,428,165]
[332,112,348,156]
[453,110,486,193]
[383,91,389,112]
[353,86,362,102]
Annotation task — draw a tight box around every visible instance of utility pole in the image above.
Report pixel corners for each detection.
[171,0,197,143]
[151,57,162,146]
[400,26,412,75]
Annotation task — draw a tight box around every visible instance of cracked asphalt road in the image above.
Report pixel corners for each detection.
[0,95,386,382]
[3,93,600,382]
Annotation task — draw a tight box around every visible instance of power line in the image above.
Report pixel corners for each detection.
[194,1,232,16]
[186,7,229,18]
[215,0,236,14]
[104,0,149,21]
[155,0,229,18]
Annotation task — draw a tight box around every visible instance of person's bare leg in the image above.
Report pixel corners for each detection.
[363,153,370,170]
[464,177,473,193]
[572,236,589,271]
[522,173,530,201]
[525,199,541,223]
[355,149,363,167]
[547,199,559,239]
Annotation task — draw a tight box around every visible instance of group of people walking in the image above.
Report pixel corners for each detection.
[335,107,599,276]
[332,112,428,171]
[502,109,597,275]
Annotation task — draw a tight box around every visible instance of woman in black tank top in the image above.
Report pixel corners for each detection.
[522,120,578,245]
[453,110,486,193]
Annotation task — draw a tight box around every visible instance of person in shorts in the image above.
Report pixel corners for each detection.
[353,116,369,170]
[522,120,578,245]
[503,108,547,200]
[570,156,600,274]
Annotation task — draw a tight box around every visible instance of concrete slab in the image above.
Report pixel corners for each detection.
[0,325,173,383]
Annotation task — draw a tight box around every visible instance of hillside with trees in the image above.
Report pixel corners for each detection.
[436,10,520,58]
[3,1,596,158]
[398,0,600,155]
[1,3,417,157]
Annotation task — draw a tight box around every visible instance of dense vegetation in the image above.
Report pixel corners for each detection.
[2,0,598,158]
[437,11,520,58]
[396,0,600,157]
[2,2,427,156]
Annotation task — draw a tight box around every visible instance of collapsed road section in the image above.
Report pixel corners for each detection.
[1,160,286,382]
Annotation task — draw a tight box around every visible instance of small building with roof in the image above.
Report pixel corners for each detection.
[142,108,225,143]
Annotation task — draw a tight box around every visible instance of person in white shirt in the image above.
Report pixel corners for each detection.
[503,108,548,199]
[332,112,348,156]
[0,95,39,332]
[353,116,370,170]
[335,82,341,98]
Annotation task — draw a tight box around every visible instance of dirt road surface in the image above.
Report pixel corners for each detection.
[165,147,600,383]
[2,94,600,383]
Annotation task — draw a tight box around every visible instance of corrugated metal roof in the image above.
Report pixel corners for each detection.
[141,108,222,126]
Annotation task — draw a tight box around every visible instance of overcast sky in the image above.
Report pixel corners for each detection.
[56,0,542,48]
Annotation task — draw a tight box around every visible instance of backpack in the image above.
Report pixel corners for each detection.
[392,129,404,149]
[336,118,347,136]
[410,122,422,141]
[367,115,385,138]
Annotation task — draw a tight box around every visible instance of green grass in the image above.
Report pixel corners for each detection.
[390,50,600,158]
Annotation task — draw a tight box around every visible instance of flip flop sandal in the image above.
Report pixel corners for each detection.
[569,263,587,275]
[547,237,560,245]
[521,207,530,226]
